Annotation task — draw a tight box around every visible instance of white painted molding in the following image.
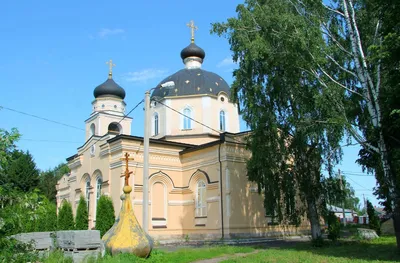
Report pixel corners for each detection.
[133,200,152,205]
[206,196,220,203]
[168,200,194,206]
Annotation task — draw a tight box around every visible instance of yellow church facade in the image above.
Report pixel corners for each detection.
[56,24,308,241]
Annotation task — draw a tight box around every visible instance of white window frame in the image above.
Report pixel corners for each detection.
[154,113,159,136]
[195,180,207,217]
[85,180,90,211]
[183,108,192,130]
[90,123,96,136]
[96,177,102,201]
[220,110,226,131]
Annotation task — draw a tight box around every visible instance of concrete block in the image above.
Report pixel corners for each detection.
[56,230,101,250]
[11,232,54,250]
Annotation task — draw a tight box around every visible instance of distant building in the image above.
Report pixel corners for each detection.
[327,205,358,223]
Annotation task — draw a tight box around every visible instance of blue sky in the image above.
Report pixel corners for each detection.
[1,0,378,207]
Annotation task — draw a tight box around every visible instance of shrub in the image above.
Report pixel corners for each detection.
[327,212,341,241]
[38,202,58,232]
[367,200,381,235]
[75,195,88,230]
[96,195,115,237]
[0,237,39,263]
[57,200,75,230]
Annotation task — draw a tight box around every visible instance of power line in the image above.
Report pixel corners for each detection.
[154,99,222,135]
[153,99,247,146]
[80,99,145,154]
[342,172,374,177]
[118,99,144,125]
[346,176,371,190]
[0,105,85,131]
[20,138,82,144]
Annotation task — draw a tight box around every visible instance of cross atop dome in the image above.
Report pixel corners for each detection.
[186,20,198,43]
[106,59,116,79]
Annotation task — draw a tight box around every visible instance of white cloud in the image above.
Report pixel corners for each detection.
[98,28,125,38]
[217,56,236,68]
[124,69,169,83]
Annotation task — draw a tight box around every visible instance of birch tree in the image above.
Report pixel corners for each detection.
[212,0,400,246]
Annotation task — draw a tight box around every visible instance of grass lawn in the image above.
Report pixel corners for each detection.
[222,237,400,263]
[41,236,400,263]
[43,245,255,263]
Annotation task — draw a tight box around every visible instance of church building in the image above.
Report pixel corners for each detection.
[56,22,307,240]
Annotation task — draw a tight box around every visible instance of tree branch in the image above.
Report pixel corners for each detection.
[325,53,357,78]
[323,4,345,17]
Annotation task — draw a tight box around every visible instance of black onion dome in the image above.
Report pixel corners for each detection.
[93,78,126,99]
[151,68,230,99]
[180,43,206,61]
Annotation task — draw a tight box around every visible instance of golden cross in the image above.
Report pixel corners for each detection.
[121,152,134,186]
[106,59,116,79]
[186,20,198,43]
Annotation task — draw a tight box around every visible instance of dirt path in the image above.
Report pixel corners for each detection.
[191,250,259,263]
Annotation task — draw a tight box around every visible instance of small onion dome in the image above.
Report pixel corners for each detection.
[93,78,126,99]
[180,43,206,62]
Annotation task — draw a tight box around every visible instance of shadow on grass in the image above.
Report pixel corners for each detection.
[251,236,400,262]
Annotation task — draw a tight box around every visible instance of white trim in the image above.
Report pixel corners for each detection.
[181,105,194,130]
[168,200,194,206]
[206,196,220,203]
[196,180,207,217]
[152,219,167,226]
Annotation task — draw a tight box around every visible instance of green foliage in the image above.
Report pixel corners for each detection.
[57,200,75,230]
[38,202,58,232]
[212,0,344,239]
[41,249,73,263]
[0,187,57,236]
[39,163,70,203]
[0,237,39,263]
[96,195,115,237]
[367,200,381,235]
[0,127,20,171]
[75,195,88,230]
[327,212,341,242]
[324,175,361,213]
[1,150,40,192]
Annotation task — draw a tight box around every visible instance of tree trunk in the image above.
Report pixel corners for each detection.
[393,199,400,250]
[307,197,322,240]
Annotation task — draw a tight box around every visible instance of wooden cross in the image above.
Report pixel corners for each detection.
[106,59,116,79]
[186,20,198,43]
[121,152,134,186]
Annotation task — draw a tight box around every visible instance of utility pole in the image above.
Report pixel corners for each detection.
[142,81,174,234]
[363,194,366,213]
[339,169,346,226]
[142,90,150,233]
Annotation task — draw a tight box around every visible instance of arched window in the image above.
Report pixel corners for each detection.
[108,122,120,134]
[220,111,226,131]
[183,108,192,130]
[96,177,102,200]
[196,180,207,217]
[90,123,96,136]
[154,113,159,136]
[85,180,90,210]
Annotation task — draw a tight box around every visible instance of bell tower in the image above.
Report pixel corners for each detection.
[85,60,132,140]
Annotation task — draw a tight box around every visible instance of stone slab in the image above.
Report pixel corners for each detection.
[357,228,379,240]
[56,230,101,250]
[11,232,54,250]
